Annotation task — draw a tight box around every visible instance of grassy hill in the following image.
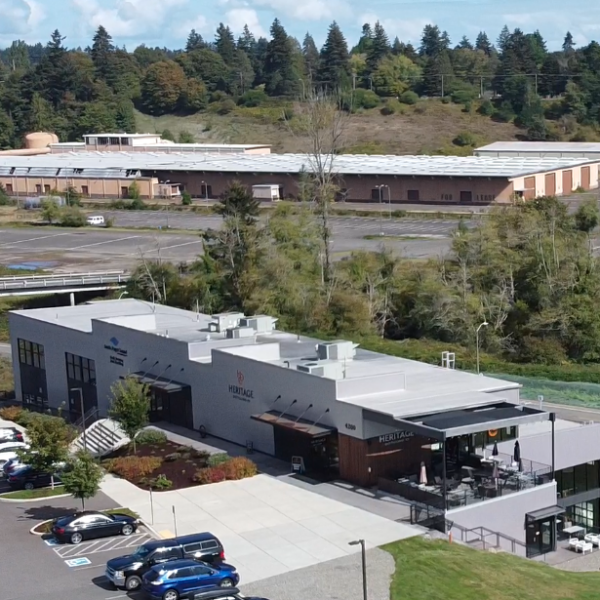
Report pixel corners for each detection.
[385,536,600,600]
[134,100,521,155]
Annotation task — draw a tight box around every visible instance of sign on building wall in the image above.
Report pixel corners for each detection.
[377,430,415,446]
[228,370,254,402]
[104,337,128,357]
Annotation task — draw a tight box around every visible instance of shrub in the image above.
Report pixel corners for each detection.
[452,131,477,147]
[150,474,173,490]
[207,452,229,467]
[216,98,236,115]
[380,101,399,116]
[181,191,192,206]
[451,87,477,105]
[478,99,494,116]
[105,217,114,228]
[191,448,211,461]
[399,91,419,105]
[222,457,258,480]
[59,207,86,227]
[238,89,268,108]
[0,405,23,422]
[105,456,162,480]
[15,409,36,427]
[192,467,226,484]
[441,95,451,104]
[136,429,167,445]
[164,453,180,462]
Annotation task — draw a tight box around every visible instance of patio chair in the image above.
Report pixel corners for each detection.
[584,534,600,547]
[568,538,579,551]
[577,541,593,554]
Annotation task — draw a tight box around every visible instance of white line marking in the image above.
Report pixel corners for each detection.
[105,594,128,599]
[0,232,73,247]
[70,235,140,250]
[73,564,106,571]
[160,240,202,250]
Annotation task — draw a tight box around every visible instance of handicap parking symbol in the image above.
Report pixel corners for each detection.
[65,557,91,567]
[44,537,59,546]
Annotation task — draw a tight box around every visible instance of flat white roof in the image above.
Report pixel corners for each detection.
[477,142,600,153]
[12,299,518,415]
[84,133,161,138]
[0,152,595,178]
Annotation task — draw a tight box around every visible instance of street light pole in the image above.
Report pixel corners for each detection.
[71,387,86,450]
[349,539,367,600]
[378,186,384,236]
[476,321,489,374]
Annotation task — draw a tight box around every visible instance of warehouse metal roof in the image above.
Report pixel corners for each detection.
[477,142,600,153]
[0,166,142,179]
[0,152,596,178]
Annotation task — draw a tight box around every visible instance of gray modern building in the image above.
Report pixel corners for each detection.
[9,299,600,558]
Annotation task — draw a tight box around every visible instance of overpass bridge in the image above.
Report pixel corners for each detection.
[0,271,129,299]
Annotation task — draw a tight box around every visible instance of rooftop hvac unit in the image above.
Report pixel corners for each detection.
[296,360,344,379]
[208,312,245,332]
[226,327,255,339]
[239,315,277,334]
[317,340,357,361]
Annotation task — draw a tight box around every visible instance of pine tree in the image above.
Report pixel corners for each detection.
[318,21,351,91]
[302,33,320,83]
[237,25,256,55]
[186,29,205,52]
[475,31,493,56]
[497,25,511,54]
[91,25,116,86]
[457,36,472,50]
[421,50,454,96]
[562,31,575,54]
[391,37,402,55]
[36,30,71,108]
[420,24,442,56]
[115,98,136,131]
[215,23,236,65]
[264,19,299,96]
[354,23,373,54]
[440,31,451,50]
[366,21,390,72]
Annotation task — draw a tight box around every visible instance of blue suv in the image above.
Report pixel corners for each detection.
[142,559,239,600]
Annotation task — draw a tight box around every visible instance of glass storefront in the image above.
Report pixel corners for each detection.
[556,462,600,500]
[526,517,556,557]
[564,500,599,531]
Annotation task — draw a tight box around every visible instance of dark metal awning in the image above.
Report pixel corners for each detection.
[130,371,186,393]
[251,410,336,438]
[527,506,565,522]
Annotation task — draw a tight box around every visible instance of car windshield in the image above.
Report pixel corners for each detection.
[132,545,151,558]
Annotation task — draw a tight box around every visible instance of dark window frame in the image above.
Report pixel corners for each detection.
[18,338,45,370]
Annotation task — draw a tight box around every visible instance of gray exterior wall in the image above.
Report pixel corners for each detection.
[448,482,558,555]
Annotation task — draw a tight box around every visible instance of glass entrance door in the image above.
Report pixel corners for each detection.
[526,517,556,557]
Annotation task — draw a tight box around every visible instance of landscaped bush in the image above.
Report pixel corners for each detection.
[207,453,229,467]
[191,448,211,461]
[193,467,226,484]
[215,98,236,115]
[105,456,162,480]
[164,453,180,462]
[150,474,173,489]
[237,89,268,108]
[0,405,23,422]
[452,131,477,147]
[221,457,258,480]
[136,429,168,445]
[399,91,419,105]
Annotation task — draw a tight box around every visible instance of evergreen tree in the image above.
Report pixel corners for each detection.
[562,31,575,54]
[237,25,256,55]
[186,29,205,52]
[253,37,269,85]
[440,31,451,50]
[475,32,493,56]
[497,25,511,54]
[421,50,454,96]
[420,24,443,56]
[456,36,473,50]
[35,30,71,108]
[391,37,402,55]
[115,98,136,131]
[302,33,320,82]
[91,25,114,81]
[366,21,390,72]
[215,23,236,65]
[264,19,299,96]
[354,23,373,54]
[318,21,351,91]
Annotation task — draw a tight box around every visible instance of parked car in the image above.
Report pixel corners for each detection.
[51,510,139,544]
[86,215,105,226]
[7,465,63,490]
[0,427,24,443]
[2,456,65,478]
[106,532,225,591]
[0,441,28,467]
[141,559,239,600]
[187,588,269,600]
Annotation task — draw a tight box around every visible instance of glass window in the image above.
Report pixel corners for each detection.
[575,464,588,494]
[183,543,202,553]
[588,462,599,490]
[560,468,575,498]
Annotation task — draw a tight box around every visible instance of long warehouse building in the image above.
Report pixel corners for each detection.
[476,141,600,160]
[0,151,598,203]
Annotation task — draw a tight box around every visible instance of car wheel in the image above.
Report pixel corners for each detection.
[125,576,142,591]
[70,532,83,544]
[219,579,234,588]
[163,590,179,600]
[121,524,134,536]
[24,482,34,491]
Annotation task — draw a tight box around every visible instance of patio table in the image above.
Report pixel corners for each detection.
[564,525,586,536]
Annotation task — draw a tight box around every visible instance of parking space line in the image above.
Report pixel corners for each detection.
[160,240,203,250]
[0,232,73,247]
[52,533,151,557]
[70,235,140,250]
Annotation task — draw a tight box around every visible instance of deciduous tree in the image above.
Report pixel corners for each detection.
[62,450,103,509]
[108,376,150,454]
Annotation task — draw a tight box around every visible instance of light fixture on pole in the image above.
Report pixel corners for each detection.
[348,539,367,600]
[476,321,489,374]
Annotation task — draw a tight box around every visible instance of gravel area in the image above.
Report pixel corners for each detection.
[554,550,600,572]
[240,547,396,600]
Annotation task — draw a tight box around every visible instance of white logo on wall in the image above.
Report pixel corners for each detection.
[378,431,414,445]
[228,370,254,402]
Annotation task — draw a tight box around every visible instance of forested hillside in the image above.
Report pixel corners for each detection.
[1,22,600,148]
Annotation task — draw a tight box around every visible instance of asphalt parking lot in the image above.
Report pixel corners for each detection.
[0,492,156,600]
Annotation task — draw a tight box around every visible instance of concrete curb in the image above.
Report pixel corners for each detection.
[140,519,162,539]
[30,519,53,536]
[0,492,70,503]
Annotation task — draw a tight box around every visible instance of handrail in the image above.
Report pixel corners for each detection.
[0,271,126,282]
[74,406,100,430]
[449,520,526,553]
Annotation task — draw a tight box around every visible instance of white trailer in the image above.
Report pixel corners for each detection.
[252,184,280,201]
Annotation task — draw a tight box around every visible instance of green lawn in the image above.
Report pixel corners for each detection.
[0,485,67,500]
[384,537,600,600]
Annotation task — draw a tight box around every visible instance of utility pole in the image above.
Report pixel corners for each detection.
[441,74,444,98]
[480,76,484,99]
[352,73,356,90]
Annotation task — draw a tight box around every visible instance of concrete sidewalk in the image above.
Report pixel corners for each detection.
[99,473,420,585]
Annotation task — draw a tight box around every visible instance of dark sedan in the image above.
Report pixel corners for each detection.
[7,466,62,490]
[51,510,140,544]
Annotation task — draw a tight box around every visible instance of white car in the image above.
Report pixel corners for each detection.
[0,441,28,467]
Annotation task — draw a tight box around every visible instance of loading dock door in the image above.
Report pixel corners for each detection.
[582,166,591,189]
[562,170,573,194]
[545,173,556,196]
[524,176,536,200]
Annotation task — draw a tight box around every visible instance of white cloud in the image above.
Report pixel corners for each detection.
[358,12,432,44]
[0,0,44,35]
[71,0,188,38]
[251,0,351,22]
[171,15,210,39]
[225,7,266,37]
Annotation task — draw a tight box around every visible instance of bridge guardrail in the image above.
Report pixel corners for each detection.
[0,271,128,290]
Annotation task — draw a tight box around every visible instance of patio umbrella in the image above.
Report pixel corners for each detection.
[492,462,499,489]
[513,440,521,464]
[492,441,499,456]
[518,458,523,472]
[419,462,428,485]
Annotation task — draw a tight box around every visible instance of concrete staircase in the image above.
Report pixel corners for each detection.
[71,418,129,457]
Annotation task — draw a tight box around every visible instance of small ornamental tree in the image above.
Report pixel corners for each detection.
[41,198,60,224]
[62,450,103,509]
[108,376,150,453]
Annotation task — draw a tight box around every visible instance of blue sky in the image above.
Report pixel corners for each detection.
[0,0,597,51]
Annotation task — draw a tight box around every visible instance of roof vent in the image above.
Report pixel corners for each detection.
[317,340,357,361]
[209,312,245,332]
[296,360,344,379]
[226,327,255,339]
[239,315,277,334]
